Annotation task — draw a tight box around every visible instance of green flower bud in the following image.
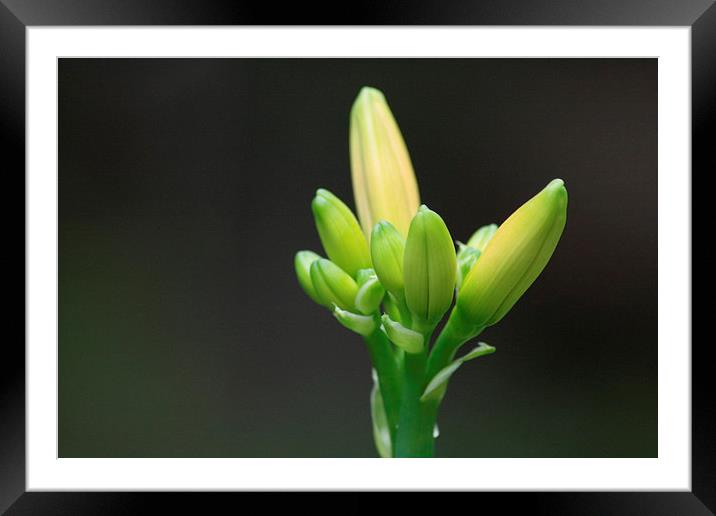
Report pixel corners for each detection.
[456,244,481,291]
[310,258,359,312]
[403,206,457,330]
[355,269,386,315]
[370,221,406,297]
[350,87,421,240]
[333,306,377,337]
[381,314,424,354]
[294,250,324,305]
[466,223,498,252]
[311,189,371,278]
[457,179,568,328]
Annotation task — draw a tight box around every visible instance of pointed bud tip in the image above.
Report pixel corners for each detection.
[314,188,333,200]
[295,249,317,260]
[545,178,567,196]
[372,220,392,234]
[544,178,568,209]
[311,192,327,209]
[351,87,387,119]
[356,86,385,102]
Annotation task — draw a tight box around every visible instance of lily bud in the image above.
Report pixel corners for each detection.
[457,179,568,328]
[466,223,498,252]
[370,221,406,298]
[403,206,457,330]
[310,258,359,312]
[355,269,386,315]
[333,306,377,337]
[350,87,420,240]
[381,314,424,354]
[294,250,324,305]
[312,189,371,278]
[456,244,481,291]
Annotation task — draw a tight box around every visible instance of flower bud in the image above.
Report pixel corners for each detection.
[350,87,420,240]
[355,269,386,315]
[294,250,324,305]
[310,258,359,312]
[370,221,406,297]
[381,314,424,354]
[403,206,457,329]
[466,223,498,252]
[333,306,377,337]
[456,244,481,291]
[457,179,568,328]
[311,189,371,278]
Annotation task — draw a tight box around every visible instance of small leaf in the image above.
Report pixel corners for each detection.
[420,361,462,402]
[420,342,495,402]
[381,314,424,354]
[333,306,377,337]
[370,370,393,458]
[461,342,496,361]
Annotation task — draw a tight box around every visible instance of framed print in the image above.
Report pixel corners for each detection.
[2,0,710,513]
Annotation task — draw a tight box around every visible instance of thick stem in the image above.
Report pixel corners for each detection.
[364,329,401,442]
[391,310,486,457]
[394,350,436,457]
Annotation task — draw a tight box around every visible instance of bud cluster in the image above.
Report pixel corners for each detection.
[296,179,566,346]
[292,86,568,457]
[296,189,461,344]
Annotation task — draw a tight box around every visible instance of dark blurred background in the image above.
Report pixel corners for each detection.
[58,58,656,457]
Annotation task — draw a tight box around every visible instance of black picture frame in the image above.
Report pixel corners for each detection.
[1,1,709,513]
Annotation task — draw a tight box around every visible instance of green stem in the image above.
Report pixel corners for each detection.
[426,309,483,383]
[364,329,401,442]
[394,349,436,457]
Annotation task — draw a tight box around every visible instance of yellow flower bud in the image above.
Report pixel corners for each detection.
[457,179,568,328]
[310,258,359,312]
[311,189,371,278]
[403,206,457,330]
[350,87,420,240]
